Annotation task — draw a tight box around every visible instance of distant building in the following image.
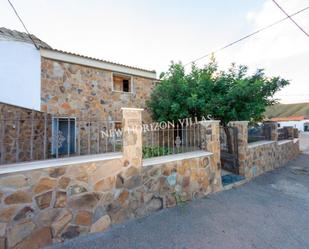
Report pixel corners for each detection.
[271,116,309,132]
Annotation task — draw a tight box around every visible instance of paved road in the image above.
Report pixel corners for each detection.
[49,152,309,249]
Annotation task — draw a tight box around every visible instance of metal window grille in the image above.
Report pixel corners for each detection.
[142,121,202,159]
[0,113,122,165]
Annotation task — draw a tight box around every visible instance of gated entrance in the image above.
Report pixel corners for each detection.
[220,126,239,174]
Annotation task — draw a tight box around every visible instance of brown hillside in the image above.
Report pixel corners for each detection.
[265,103,309,118]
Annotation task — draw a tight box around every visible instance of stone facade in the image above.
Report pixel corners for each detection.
[0,103,52,165]
[0,102,120,164]
[0,151,219,249]
[263,121,278,141]
[0,108,222,248]
[122,108,143,168]
[1,54,157,164]
[200,121,222,191]
[231,121,300,179]
[245,140,299,178]
[0,106,300,248]
[228,121,248,176]
[41,57,157,122]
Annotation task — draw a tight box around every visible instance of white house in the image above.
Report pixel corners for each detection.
[271,116,309,132]
[0,27,51,110]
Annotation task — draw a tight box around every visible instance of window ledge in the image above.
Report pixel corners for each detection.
[143,150,213,167]
[112,90,133,94]
[0,152,122,175]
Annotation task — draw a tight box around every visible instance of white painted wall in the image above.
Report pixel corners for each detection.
[0,40,41,110]
[277,120,309,132]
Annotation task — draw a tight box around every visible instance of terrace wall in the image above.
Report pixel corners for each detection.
[0,109,221,249]
[0,102,52,165]
[229,121,300,179]
[0,113,300,249]
[0,102,122,165]
[245,140,299,178]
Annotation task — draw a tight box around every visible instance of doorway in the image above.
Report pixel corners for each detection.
[52,117,76,155]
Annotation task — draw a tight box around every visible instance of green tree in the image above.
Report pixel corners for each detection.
[147,60,289,125]
[147,60,289,152]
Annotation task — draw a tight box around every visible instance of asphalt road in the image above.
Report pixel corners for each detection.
[48,150,309,249]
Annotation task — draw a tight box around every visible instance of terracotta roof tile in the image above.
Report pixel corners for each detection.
[271,116,308,122]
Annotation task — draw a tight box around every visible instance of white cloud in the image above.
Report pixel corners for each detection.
[1,0,308,103]
[216,0,309,104]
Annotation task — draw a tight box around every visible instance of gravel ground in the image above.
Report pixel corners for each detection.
[47,151,309,249]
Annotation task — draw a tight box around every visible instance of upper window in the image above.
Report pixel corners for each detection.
[113,74,132,93]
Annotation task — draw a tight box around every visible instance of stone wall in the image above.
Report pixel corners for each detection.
[41,57,157,122]
[245,140,299,179]
[1,111,300,248]
[228,121,248,176]
[0,152,219,249]
[0,102,120,164]
[231,121,300,179]
[0,102,52,165]
[0,109,222,249]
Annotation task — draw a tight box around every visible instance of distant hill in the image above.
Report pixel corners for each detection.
[265,103,309,119]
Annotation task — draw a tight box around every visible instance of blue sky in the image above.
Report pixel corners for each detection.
[1,0,309,103]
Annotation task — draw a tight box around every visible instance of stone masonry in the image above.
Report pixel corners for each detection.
[121,108,143,168]
[200,121,222,193]
[0,102,120,165]
[0,108,222,249]
[0,102,52,165]
[245,139,299,178]
[228,121,248,176]
[231,121,300,179]
[41,57,157,122]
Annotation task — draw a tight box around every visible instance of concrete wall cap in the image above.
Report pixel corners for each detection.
[0,152,122,175]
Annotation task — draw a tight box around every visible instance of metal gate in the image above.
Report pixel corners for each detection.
[220,126,239,174]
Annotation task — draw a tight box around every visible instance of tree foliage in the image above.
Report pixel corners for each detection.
[147,60,289,126]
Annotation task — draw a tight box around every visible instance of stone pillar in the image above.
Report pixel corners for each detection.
[200,120,221,191]
[293,128,299,138]
[200,121,220,166]
[283,126,294,139]
[121,108,143,168]
[263,121,278,141]
[228,121,248,177]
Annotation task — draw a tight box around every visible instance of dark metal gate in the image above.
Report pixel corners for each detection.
[220,126,239,174]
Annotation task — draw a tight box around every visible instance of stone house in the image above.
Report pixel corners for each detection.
[0,27,158,162]
[0,27,157,121]
[40,49,157,123]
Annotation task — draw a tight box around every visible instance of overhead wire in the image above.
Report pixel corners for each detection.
[271,0,309,38]
[183,6,309,67]
[7,0,39,49]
